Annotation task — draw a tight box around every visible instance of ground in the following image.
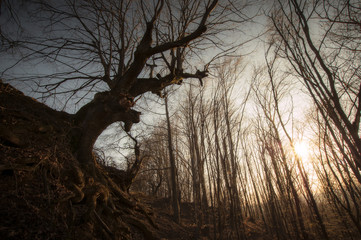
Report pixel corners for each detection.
[0,80,208,240]
[0,81,266,240]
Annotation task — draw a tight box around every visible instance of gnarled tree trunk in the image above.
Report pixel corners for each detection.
[72,92,140,171]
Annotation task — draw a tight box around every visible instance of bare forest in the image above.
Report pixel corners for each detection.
[0,0,360,239]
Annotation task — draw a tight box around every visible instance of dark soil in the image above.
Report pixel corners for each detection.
[0,81,266,240]
[0,81,197,240]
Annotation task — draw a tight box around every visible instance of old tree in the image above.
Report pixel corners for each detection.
[0,0,248,239]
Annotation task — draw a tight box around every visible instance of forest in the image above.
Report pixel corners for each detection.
[0,0,360,239]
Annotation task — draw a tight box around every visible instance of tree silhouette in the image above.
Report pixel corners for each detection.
[0,0,250,238]
[1,0,249,171]
[268,0,361,182]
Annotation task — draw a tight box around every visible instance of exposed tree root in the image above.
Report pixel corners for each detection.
[62,162,160,240]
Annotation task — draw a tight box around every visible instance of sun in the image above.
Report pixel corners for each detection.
[293,140,320,191]
[294,141,309,161]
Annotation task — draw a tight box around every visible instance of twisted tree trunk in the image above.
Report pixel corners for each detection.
[72,92,140,169]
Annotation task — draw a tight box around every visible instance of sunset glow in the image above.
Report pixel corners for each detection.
[294,141,309,161]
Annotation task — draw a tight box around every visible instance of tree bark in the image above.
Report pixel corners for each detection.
[72,92,140,173]
[165,94,181,223]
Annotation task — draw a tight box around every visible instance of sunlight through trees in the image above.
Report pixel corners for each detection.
[1,0,360,239]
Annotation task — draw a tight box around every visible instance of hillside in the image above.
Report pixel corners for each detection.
[0,81,267,240]
[0,81,189,239]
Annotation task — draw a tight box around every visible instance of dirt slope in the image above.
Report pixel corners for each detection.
[0,81,191,239]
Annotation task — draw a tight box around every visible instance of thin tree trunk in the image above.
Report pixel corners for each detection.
[165,94,181,224]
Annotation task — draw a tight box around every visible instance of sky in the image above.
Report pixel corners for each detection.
[0,0,316,167]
